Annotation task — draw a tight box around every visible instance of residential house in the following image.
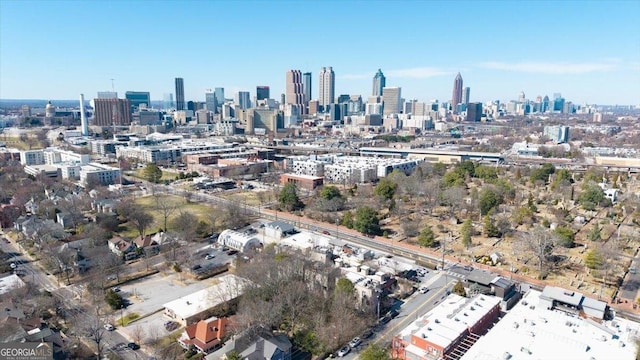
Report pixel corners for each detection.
[207,329,292,360]
[14,215,68,242]
[0,302,65,358]
[178,316,235,354]
[134,234,160,255]
[264,220,296,239]
[24,198,39,214]
[108,236,136,258]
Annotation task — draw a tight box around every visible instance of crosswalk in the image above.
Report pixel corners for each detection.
[446,271,466,280]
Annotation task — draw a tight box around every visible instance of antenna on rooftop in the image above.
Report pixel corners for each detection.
[110,78,116,92]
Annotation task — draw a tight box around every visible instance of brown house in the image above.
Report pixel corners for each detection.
[178,316,235,354]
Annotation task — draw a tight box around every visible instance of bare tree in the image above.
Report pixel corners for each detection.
[129,208,154,240]
[78,313,107,359]
[518,227,559,276]
[171,210,198,242]
[131,324,145,345]
[155,195,177,232]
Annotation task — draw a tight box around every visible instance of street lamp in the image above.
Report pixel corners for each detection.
[120,305,125,327]
[335,218,340,240]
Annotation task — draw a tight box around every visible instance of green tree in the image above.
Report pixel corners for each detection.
[452,281,466,297]
[584,249,604,269]
[579,184,610,210]
[479,188,503,215]
[320,185,342,200]
[279,182,303,211]
[530,163,555,183]
[360,343,391,360]
[374,178,398,201]
[353,206,381,235]
[442,170,465,187]
[461,219,472,248]
[587,224,602,242]
[554,226,575,248]
[226,350,242,360]
[418,225,436,247]
[105,289,124,310]
[474,165,499,181]
[142,163,163,183]
[551,169,572,189]
[483,215,500,238]
[335,278,355,296]
[341,211,354,229]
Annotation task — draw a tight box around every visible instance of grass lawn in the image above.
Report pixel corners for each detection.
[218,190,262,206]
[118,312,140,326]
[131,168,180,182]
[119,194,213,238]
[0,136,44,150]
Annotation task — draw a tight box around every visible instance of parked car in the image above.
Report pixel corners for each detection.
[349,337,362,348]
[389,309,399,318]
[362,329,374,339]
[205,254,215,260]
[127,342,140,350]
[337,346,350,357]
[227,250,238,256]
[164,321,178,331]
[112,287,121,293]
[104,324,115,331]
[378,315,391,325]
[419,287,429,294]
[322,230,330,235]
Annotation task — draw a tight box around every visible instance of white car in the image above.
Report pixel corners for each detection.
[349,337,362,348]
[104,324,115,331]
[205,254,215,260]
[419,287,429,294]
[337,346,351,357]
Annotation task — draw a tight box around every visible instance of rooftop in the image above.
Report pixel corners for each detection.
[460,289,640,360]
[163,274,249,320]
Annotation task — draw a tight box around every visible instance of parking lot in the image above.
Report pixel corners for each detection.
[110,271,224,320]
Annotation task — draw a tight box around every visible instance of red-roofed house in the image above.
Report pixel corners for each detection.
[178,316,234,354]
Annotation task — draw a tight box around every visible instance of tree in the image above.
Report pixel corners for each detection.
[360,344,391,360]
[143,163,163,183]
[171,210,198,242]
[341,211,354,229]
[483,215,500,238]
[554,226,575,248]
[479,188,502,215]
[587,223,602,242]
[129,208,154,240]
[461,219,472,248]
[374,178,397,201]
[520,227,558,275]
[79,313,107,359]
[578,183,610,210]
[279,183,303,211]
[353,206,381,235]
[105,289,124,310]
[530,163,555,183]
[585,249,604,269]
[335,278,355,296]
[418,225,436,247]
[226,350,243,360]
[320,185,342,200]
[452,281,466,297]
[155,195,177,231]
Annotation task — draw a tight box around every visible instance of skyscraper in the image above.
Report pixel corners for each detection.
[163,93,174,110]
[256,86,270,101]
[302,72,312,105]
[382,87,401,115]
[97,91,118,99]
[462,87,470,105]
[466,102,482,122]
[318,67,335,111]
[215,88,225,111]
[235,91,251,110]
[205,90,216,112]
[372,69,386,96]
[93,98,132,126]
[451,73,463,113]
[175,78,185,111]
[285,70,304,106]
[125,91,151,112]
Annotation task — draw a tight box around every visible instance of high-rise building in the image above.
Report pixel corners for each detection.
[79,94,88,136]
[518,91,526,103]
[308,100,319,115]
[215,88,225,110]
[543,125,570,143]
[256,86,270,101]
[466,102,483,122]
[541,95,550,113]
[163,93,174,110]
[97,91,118,99]
[462,87,470,105]
[303,72,312,105]
[125,91,151,112]
[318,67,335,111]
[285,70,305,106]
[175,78,185,111]
[235,91,251,110]
[92,98,132,126]
[382,87,401,115]
[372,69,386,96]
[451,73,463,113]
[205,90,216,112]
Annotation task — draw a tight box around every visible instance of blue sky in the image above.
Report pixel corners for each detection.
[1,0,639,105]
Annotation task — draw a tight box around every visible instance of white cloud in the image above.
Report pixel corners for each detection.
[478,61,618,74]
[340,66,452,80]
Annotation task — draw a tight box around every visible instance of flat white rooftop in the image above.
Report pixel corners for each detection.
[460,289,640,360]
[0,274,26,295]
[163,274,248,320]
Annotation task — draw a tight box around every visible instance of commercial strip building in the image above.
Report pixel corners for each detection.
[217,230,261,253]
[460,288,638,360]
[391,294,501,360]
[163,274,249,326]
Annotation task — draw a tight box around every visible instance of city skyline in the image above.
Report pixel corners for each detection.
[1,1,639,105]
